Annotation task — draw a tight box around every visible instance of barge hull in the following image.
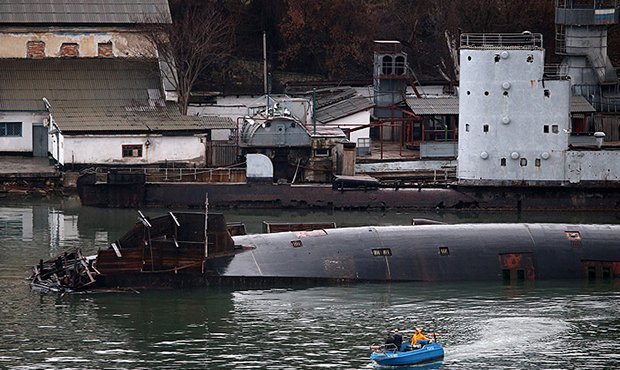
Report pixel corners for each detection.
[77,174,620,211]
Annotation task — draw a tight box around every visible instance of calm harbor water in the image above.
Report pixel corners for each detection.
[1,197,619,369]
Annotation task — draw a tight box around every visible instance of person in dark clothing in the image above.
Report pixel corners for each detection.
[392,329,403,350]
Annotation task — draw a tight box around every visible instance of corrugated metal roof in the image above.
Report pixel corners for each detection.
[315,96,374,123]
[405,97,459,115]
[570,95,595,113]
[200,115,236,129]
[314,87,358,108]
[0,58,219,133]
[0,58,160,111]
[0,0,171,24]
[405,95,596,115]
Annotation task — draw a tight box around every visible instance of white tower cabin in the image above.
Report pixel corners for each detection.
[458,33,571,186]
[458,32,620,186]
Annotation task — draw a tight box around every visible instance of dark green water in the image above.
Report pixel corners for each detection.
[1,197,619,369]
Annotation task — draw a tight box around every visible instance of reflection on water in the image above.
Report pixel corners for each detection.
[0,197,619,369]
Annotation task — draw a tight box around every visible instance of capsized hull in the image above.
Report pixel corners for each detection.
[29,213,620,293]
[222,223,620,282]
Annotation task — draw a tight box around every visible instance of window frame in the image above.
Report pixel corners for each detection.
[121,144,143,158]
[0,122,23,137]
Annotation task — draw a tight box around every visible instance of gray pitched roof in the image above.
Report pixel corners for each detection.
[570,95,595,113]
[405,97,459,115]
[0,58,231,133]
[0,0,171,24]
[315,96,374,123]
[406,95,595,115]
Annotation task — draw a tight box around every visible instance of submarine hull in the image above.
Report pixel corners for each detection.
[29,213,620,293]
[219,223,620,282]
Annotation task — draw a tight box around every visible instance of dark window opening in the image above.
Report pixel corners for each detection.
[535,158,541,167]
[467,56,472,61]
[0,122,22,137]
[516,269,525,281]
[466,91,470,95]
[381,55,393,75]
[500,158,507,166]
[552,125,559,134]
[502,269,511,282]
[372,248,392,257]
[544,125,549,133]
[503,91,508,96]
[314,148,330,157]
[465,123,470,132]
[394,55,406,75]
[544,89,550,98]
[565,231,581,241]
[122,144,143,158]
[526,54,534,63]
[494,54,500,63]
[587,266,596,280]
[484,91,489,96]
[483,124,489,133]
[602,267,611,280]
[520,158,527,167]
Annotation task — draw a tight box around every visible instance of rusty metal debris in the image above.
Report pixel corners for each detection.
[29,249,98,293]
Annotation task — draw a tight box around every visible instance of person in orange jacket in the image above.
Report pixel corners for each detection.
[411,327,429,348]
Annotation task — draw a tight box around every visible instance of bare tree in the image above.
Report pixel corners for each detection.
[142,1,235,114]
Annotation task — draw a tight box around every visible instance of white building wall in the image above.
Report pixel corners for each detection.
[325,110,371,146]
[0,112,45,152]
[458,46,571,184]
[60,134,206,165]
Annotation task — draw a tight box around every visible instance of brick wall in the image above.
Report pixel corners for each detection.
[26,41,46,58]
[60,43,79,57]
[98,42,113,57]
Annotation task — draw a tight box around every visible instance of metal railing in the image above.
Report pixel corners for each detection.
[96,166,246,183]
[543,64,570,79]
[460,33,544,48]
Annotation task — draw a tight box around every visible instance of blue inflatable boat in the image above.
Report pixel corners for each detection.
[370,342,444,366]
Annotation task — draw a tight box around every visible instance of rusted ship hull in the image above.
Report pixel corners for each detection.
[29,212,620,292]
[76,172,620,211]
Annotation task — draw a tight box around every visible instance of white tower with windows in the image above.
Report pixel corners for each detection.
[457,33,572,185]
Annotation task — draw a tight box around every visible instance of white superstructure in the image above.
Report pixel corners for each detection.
[457,32,620,186]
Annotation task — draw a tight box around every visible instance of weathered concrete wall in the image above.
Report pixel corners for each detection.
[0,30,155,58]
[0,112,46,152]
[61,135,205,166]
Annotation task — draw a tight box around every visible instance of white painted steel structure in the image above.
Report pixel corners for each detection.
[457,33,620,186]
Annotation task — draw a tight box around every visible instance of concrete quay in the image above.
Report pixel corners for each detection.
[0,156,62,197]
